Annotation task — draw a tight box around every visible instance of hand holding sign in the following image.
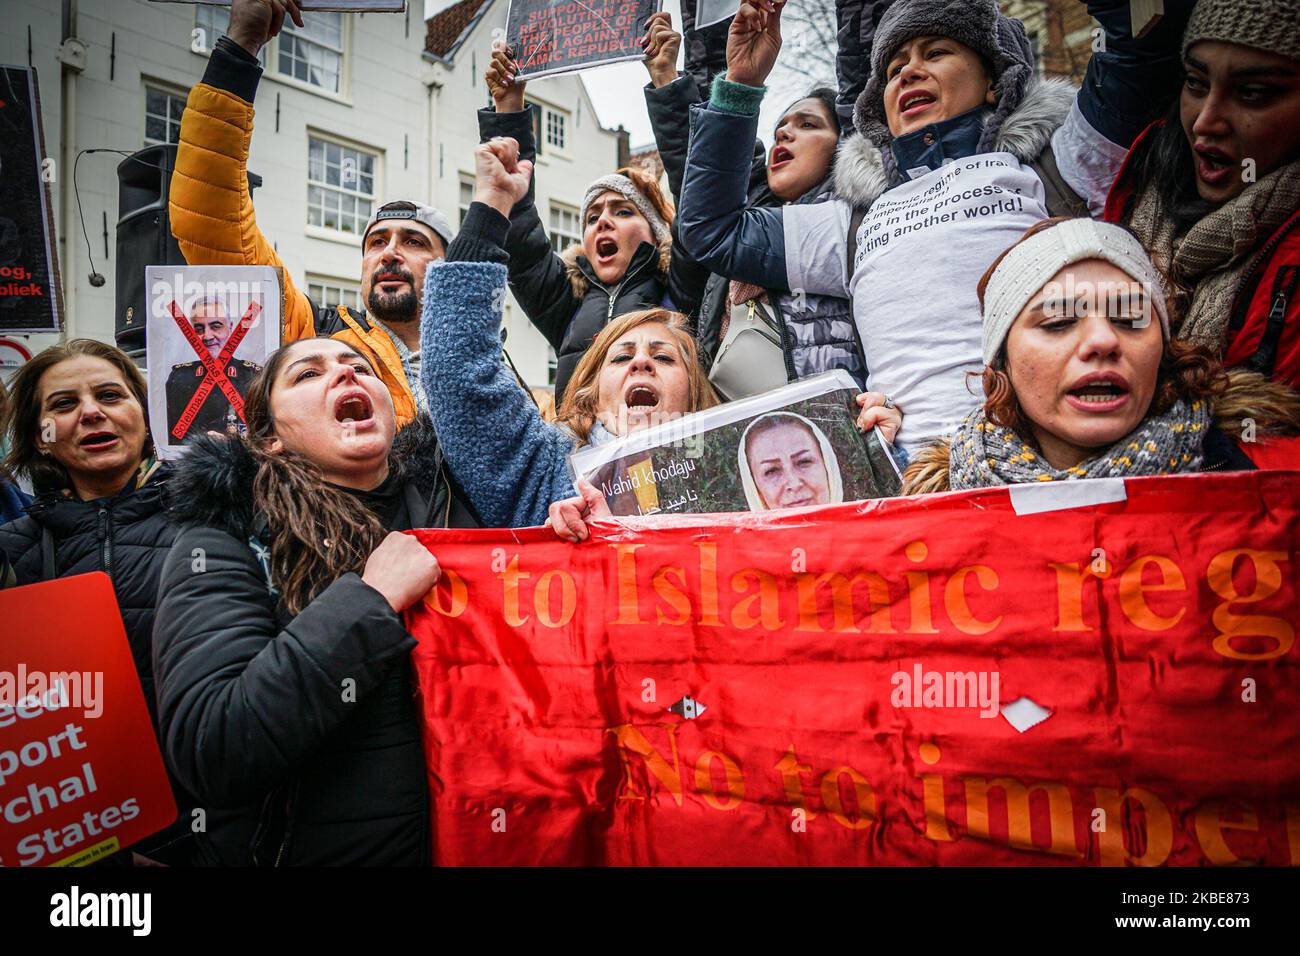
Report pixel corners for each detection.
[640,12,682,89]
[226,0,307,57]
[473,137,534,218]
[726,0,784,88]
[486,40,527,113]
[545,479,612,542]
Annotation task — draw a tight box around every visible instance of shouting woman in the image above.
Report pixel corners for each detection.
[153,340,458,865]
[421,136,721,529]
[477,41,709,403]
[902,218,1300,493]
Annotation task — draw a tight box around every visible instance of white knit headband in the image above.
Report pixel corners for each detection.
[581,174,670,246]
[982,219,1171,366]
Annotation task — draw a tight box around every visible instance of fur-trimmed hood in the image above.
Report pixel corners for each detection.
[166,414,448,539]
[900,369,1300,494]
[833,77,1077,211]
[560,235,674,300]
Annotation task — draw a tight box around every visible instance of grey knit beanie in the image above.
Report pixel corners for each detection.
[581,174,671,245]
[1183,0,1300,62]
[854,0,1035,180]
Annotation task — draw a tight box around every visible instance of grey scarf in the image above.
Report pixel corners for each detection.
[1128,159,1300,349]
[949,399,1211,489]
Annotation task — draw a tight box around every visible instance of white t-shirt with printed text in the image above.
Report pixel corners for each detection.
[784,152,1052,454]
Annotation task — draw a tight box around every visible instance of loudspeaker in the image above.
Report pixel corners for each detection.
[114,144,261,349]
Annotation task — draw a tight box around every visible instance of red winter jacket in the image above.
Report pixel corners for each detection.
[1104,123,1300,389]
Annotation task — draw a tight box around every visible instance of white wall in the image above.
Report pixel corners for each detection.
[1,0,622,393]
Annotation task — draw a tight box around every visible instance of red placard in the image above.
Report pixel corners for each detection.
[407,471,1300,866]
[0,573,176,866]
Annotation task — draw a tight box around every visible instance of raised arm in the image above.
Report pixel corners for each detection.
[678,2,850,297]
[479,43,582,350]
[1052,0,1197,215]
[420,139,580,529]
[169,0,317,341]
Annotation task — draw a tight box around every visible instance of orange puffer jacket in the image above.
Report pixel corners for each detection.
[168,44,417,426]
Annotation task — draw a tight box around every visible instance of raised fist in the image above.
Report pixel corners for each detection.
[473,137,534,216]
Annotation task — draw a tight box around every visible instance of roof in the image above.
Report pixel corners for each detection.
[628,143,663,182]
[424,0,491,62]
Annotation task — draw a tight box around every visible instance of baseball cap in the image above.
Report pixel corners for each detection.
[363,200,456,248]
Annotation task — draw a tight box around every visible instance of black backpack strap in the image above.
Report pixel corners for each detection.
[41,525,55,580]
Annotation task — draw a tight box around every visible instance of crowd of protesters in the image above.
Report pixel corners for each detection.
[1,0,1299,865]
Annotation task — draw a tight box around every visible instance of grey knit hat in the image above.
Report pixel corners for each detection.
[1183,0,1300,62]
[581,174,671,245]
[854,0,1035,176]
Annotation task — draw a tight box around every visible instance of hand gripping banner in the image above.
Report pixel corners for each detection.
[406,471,1300,866]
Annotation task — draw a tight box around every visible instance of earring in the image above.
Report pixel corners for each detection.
[38,447,51,457]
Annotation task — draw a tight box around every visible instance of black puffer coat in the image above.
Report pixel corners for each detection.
[152,417,470,866]
[646,74,867,389]
[478,105,709,403]
[0,467,174,720]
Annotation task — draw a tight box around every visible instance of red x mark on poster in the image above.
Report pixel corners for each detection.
[168,299,262,441]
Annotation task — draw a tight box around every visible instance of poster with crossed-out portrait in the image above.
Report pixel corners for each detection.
[145,265,281,460]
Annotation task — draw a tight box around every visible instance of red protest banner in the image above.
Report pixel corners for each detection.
[407,470,1300,866]
[0,574,177,867]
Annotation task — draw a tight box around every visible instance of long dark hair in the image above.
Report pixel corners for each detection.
[1119,99,1217,234]
[776,87,842,138]
[243,338,391,616]
[1,339,154,493]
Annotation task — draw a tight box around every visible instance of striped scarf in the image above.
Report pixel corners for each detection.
[949,399,1211,489]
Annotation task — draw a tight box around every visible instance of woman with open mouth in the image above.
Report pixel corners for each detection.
[477,40,709,405]
[421,137,721,530]
[153,338,465,865]
[638,12,865,396]
[676,0,1189,457]
[1103,0,1300,389]
[0,339,191,864]
[900,218,1300,494]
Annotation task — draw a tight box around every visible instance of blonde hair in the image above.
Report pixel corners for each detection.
[556,308,718,445]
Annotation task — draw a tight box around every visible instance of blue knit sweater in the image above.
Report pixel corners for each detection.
[420,225,579,528]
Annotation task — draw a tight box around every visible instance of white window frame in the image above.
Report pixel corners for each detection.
[544,107,569,154]
[142,81,189,148]
[307,275,364,314]
[192,7,349,102]
[306,132,380,243]
[548,201,581,254]
[277,12,346,96]
[458,174,475,227]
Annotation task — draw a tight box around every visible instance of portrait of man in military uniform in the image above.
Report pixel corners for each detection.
[165,296,262,441]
